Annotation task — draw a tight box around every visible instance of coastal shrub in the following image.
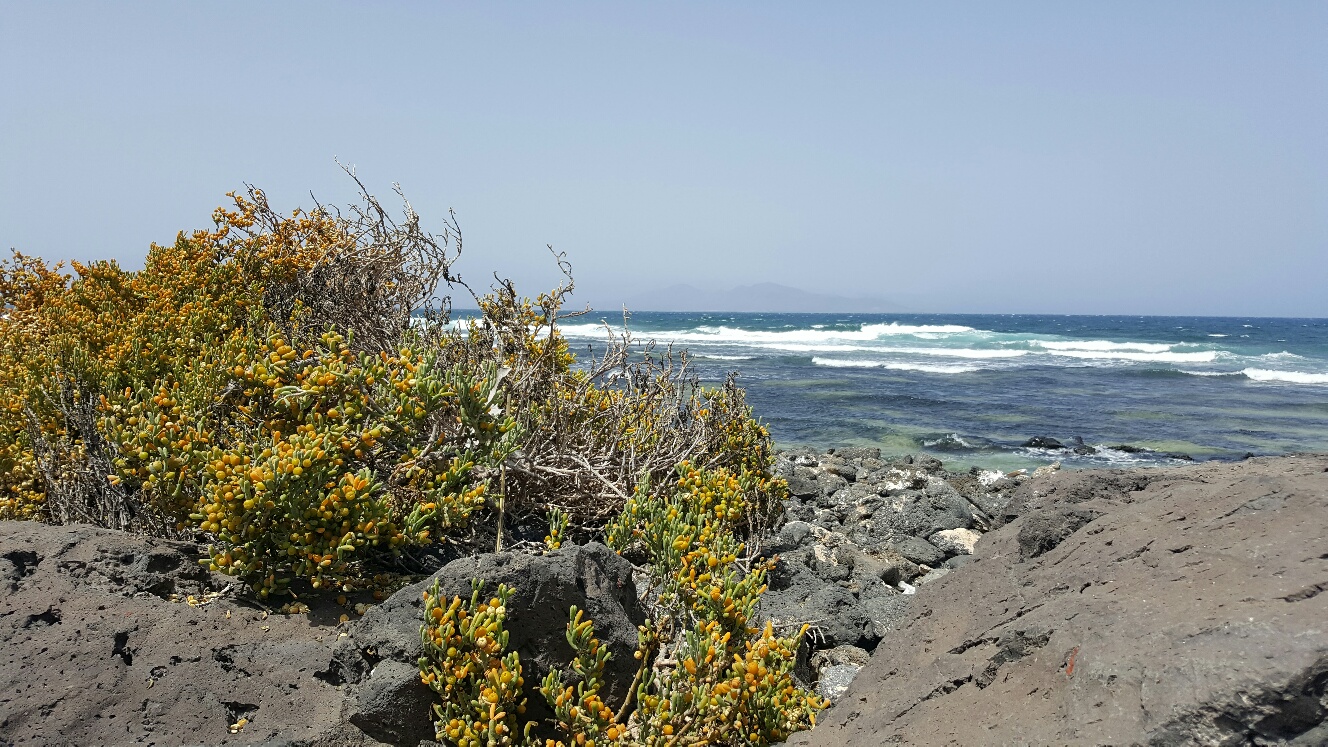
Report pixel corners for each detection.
[0,183,487,588]
[436,276,787,537]
[0,174,786,595]
[419,462,822,746]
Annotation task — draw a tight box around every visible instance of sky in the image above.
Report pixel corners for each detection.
[1,2,1325,316]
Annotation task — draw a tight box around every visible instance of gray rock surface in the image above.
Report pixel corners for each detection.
[0,445,1050,746]
[928,527,980,556]
[0,521,369,746]
[880,535,946,567]
[331,542,645,745]
[810,645,871,672]
[814,665,863,703]
[794,455,1328,746]
[868,483,974,539]
[859,592,913,638]
[0,523,646,747]
[761,555,877,650]
[762,448,1015,665]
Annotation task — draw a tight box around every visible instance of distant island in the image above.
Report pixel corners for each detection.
[593,282,904,313]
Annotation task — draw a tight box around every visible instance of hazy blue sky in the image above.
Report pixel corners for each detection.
[2,2,1325,315]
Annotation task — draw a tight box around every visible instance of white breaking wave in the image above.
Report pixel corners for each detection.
[554,320,1328,385]
[1047,349,1218,364]
[880,347,1025,359]
[558,322,975,345]
[811,357,982,374]
[1028,339,1173,353]
[923,433,976,448]
[1240,369,1328,385]
[1179,368,1328,385]
[761,343,1026,358]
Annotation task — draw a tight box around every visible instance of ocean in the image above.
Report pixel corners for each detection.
[551,312,1328,472]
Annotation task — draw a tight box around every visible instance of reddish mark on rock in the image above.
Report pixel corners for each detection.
[1065,646,1080,677]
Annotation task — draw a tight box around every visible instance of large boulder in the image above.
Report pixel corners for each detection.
[929,527,981,556]
[761,553,877,651]
[878,535,945,567]
[866,480,974,540]
[793,455,1328,746]
[785,469,821,499]
[330,542,646,746]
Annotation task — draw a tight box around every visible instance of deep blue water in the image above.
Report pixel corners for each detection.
[547,313,1328,471]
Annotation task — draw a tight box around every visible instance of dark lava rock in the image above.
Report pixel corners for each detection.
[1110,443,1147,453]
[331,542,645,745]
[815,471,849,496]
[762,555,877,650]
[802,548,853,583]
[815,665,864,702]
[792,455,1328,747]
[768,520,817,554]
[859,592,913,638]
[913,455,945,474]
[786,473,821,499]
[996,469,1162,527]
[0,521,371,746]
[821,462,858,482]
[943,555,975,570]
[1021,436,1066,450]
[880,535,946,567]
[842,546,915,589]
[835,447,881,462]
[811,644,871,672]
[867,484,974,541]
[1017,508,1103,560]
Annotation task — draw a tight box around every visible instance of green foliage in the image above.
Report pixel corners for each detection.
[0,178,788,602]
[539,607,640,744]
[604,463,823,745]
[420,579,533,746]
[419,463,823,746]
[544,507,568,551]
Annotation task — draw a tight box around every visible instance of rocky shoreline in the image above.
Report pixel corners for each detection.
[3,453,1326,745]
[760,446,1027,701]
[791,453,1328,746]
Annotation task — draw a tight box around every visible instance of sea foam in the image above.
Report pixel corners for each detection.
[1240,369,1328,385]
[811,357,981,374]
[1029,339,1173,353]
[1046,349,1218,364]
[559,322,975,346]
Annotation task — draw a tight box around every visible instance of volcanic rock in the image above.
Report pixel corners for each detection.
[791,455,1328,746]
[1022,436,1066,450]
[0,521,369,746]
[330,543,645,745]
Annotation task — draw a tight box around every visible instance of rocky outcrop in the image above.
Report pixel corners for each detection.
[0,521,370,746]
[7,454,1325,746]
[328,543,645,745]
[791,455,1328,746]
[761,448,1020,696]
[0,524,644,747]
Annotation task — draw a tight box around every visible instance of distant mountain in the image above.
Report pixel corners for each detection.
[600,282,903,313]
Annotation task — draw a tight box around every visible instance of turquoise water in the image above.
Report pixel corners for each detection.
[547,312,1328,472]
